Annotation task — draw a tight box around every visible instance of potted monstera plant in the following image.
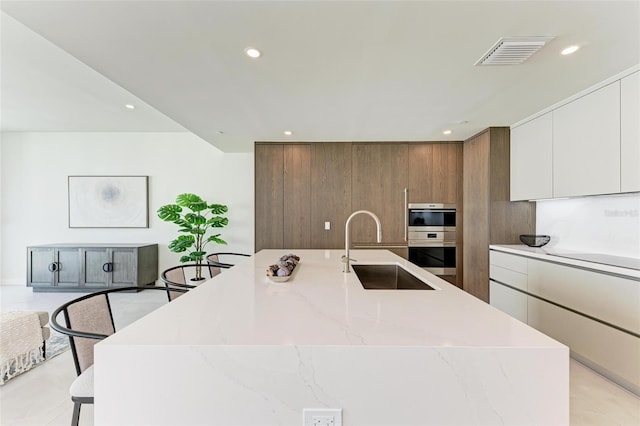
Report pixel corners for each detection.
[157,193,229,281]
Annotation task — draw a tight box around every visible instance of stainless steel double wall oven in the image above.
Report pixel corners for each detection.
[407,203,457,277]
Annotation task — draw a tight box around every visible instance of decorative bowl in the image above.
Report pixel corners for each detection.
[266,255,300,283]
[267,275,292,283]
[519,234,551,247]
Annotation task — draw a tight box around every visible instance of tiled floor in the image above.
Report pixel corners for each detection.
[1,285,639,425]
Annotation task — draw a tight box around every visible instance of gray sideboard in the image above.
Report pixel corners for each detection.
[27,243,158,292]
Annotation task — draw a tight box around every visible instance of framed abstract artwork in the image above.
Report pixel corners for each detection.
[68,176,149,228]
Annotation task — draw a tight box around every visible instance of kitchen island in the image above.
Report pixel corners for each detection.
[95,249,568,425]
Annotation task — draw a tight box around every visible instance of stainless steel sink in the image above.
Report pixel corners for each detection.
[352,264,435,290]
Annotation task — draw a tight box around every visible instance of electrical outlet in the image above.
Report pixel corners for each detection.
[324,221,331,230]
[313,415,334,426]
[303,408,342,426]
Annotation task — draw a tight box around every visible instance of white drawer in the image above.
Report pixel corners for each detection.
[490,281,527,323]
[528,259,640,335]
[528,296,639,395]
[489,265,528,292]
[490,250,528,274]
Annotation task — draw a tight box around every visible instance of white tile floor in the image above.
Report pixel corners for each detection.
[1,286,639,426]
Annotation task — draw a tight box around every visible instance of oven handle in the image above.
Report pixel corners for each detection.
[408,241,457,247]
[408,209,456,213]
[404,188,408,242]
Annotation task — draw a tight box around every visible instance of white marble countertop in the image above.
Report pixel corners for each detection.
[103,249,562,348]
[490,245,640,280]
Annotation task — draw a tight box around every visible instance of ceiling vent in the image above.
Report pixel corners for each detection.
[475,36,555,66]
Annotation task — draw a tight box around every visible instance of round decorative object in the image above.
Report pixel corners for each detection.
[267,275,292,283]
[519,234,551,247]
[266,253,300,282]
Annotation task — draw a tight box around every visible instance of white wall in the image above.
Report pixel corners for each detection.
[0,132,254,285]
[0,133,3,277]
[536,192,640,258]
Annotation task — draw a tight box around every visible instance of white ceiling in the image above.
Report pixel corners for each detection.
[1,1,639,153]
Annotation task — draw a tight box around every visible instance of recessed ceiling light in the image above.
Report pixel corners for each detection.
[245,47,262,59]
[124,104,135,110]
[283,130,293,136]
[561,45,580,55]
[443,130,452,135]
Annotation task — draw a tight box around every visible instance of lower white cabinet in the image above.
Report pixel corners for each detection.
[528,296,640,394]
[27,243,158,292]
[489,249,640,395]
[527,259,640,335]
[489,280,527,323]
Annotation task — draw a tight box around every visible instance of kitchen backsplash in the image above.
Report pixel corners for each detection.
[536,192,640,258]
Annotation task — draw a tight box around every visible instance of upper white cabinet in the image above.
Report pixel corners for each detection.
[621,71,640,193]
[511,65,639,200]
[553,81,621,197]
[510,112,553,201]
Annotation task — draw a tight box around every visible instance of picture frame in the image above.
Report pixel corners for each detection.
[68,175,149,228]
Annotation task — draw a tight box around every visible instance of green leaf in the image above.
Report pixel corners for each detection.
[192,228,206,235]
[188,201,208,212]
[207,234,227,245]
[208,204,228,214]
[168,235,194,252]
[175,193,202,207]
[208,216,229,228]
[157,204,182,222]
[192,251,207,258]
[185,213,206,225]
[174,218,189,227]
[177,227,193,233]
[179,255,192,263]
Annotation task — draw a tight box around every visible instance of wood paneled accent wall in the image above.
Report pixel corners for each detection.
[351,143,409,244]
[255,141,465,286]
[462,128,536,302]
[255,142,352,252]
[283,145,311,248]
[310,143,352,248]
[255,144,284,251]
[408,143,462,204]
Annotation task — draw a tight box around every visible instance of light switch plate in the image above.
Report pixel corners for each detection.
[324,221,331,230]
[303,408,342,426]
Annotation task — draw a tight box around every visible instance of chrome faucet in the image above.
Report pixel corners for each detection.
[342,210,382,273]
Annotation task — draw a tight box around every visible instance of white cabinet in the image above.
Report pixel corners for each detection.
[528,296,640,394]
[489,251,528,322]
[489,248,640,394]
[510,112,553,201]
[621,71,640,193]
[553,81,621,197]
[527,258,640,335]
[489,281,528,323]
[511,66,640,200]
[489,250,528,291]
